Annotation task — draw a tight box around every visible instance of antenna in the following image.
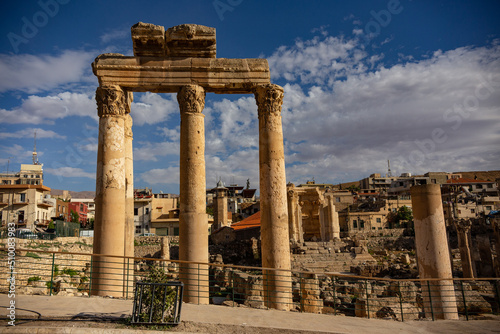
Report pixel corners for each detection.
[387,160,392,177]
[6,157,13,174]
[32,130,39,165]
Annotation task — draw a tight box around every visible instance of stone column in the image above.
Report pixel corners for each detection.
[124,113,135,297]
[255,84,292,311]
[92,85,131,297]
[453,219,475,278]
[477,234,494,277]
[329,195,340,240]
[177,85,209,304]
[493,219,500,277]
[411,184,458,320]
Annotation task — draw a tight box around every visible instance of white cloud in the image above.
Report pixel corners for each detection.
[268,35,366,85]
[0,128,65,139]
[100,28,129,44]
[0,92,96,124]
[133,141,179,161]
[0,50,95,93]
[273,41,500,182]
[131,93,178,126]
[45,167,95,179]
[140,167,179,185]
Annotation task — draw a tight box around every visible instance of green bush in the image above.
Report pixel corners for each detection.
[28,276,41,283]
[62,268,79,277]
[136,265,177,323]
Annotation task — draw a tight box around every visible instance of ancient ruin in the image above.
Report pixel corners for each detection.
[411,184,458,320]
[91,22,291,309]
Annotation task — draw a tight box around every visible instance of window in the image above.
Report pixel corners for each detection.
[145,208,150,214]
[352,220,357,228]
[486,206,492,210]
[376,218,381,223]
[476,184,483,189]
[431,179,437,184]
[458,210,461,214]
[134,208,139,215]
[487,184,493,188]
[360,220,365,228]
[336,197,340,203]
[19,193,26,202]
[471,209,475,213]
[135,226,141,234]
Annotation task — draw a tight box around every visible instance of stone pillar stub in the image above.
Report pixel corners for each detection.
[178,84,209,304]
[92,85,132,297]
[411,184,458,320]
[453,219,475,278]
[255,84,292,311]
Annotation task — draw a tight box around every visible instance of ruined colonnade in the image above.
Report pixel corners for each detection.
[91,23,291,309]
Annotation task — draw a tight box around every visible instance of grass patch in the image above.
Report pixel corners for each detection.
[26,252,41,259]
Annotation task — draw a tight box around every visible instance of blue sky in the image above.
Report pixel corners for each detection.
[0,0,499,194]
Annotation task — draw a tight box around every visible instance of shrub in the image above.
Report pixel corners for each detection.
[28,276,41,283]
[62,268,79,277]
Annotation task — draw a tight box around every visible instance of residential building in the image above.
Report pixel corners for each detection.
[0,163,44,186]
[150,192,179,236]
[68,202,88,226]
[55,199,69,221]
[0,184,52,230]
[71,198,95,223]
[134,188,153,235]
[360,173,399,192]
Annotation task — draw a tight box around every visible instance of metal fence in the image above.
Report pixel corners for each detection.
[0,247,499,321]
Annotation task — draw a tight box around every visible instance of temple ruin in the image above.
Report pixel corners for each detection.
[91,22,291,309]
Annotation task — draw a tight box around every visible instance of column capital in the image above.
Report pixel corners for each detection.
[254,84,284,116]
[177,85,205,114]
[96,85,133,117]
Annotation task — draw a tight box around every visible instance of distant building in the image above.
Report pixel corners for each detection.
[150,192,179,236]
[0,184,52,230]
[134,188,153,235]
[68,201,88,226]
[71,198,95,224]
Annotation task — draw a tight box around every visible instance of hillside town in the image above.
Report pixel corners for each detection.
[1,151,498,241]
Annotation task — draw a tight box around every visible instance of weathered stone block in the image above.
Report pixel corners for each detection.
[132,22,166,57]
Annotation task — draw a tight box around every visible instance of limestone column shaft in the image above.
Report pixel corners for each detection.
[255,84,292,311]
[124,113,135,296]
[178,84,208,304]
[454,219,475,278]
[329,195,340,240]
[411,184,458,320]
[92,85,131,297]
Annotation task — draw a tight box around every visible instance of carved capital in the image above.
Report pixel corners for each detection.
[254,84,284,117]
[177,85,205,114]
[96,85,133,117]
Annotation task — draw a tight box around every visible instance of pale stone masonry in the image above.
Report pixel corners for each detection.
[92,22,291,307]
[410,184,458,320]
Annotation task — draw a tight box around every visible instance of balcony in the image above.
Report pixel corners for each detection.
[37,201,53,208]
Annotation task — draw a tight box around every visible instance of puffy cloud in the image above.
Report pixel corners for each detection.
[0,92,96,124]
[131,93,179,126]
[0,128,65,139]
[0,50,95,93]
[140,167,179,185]
[44,167,95,179]
[133,140,179,162]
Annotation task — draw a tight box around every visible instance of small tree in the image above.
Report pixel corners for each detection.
[70,210,79,224]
